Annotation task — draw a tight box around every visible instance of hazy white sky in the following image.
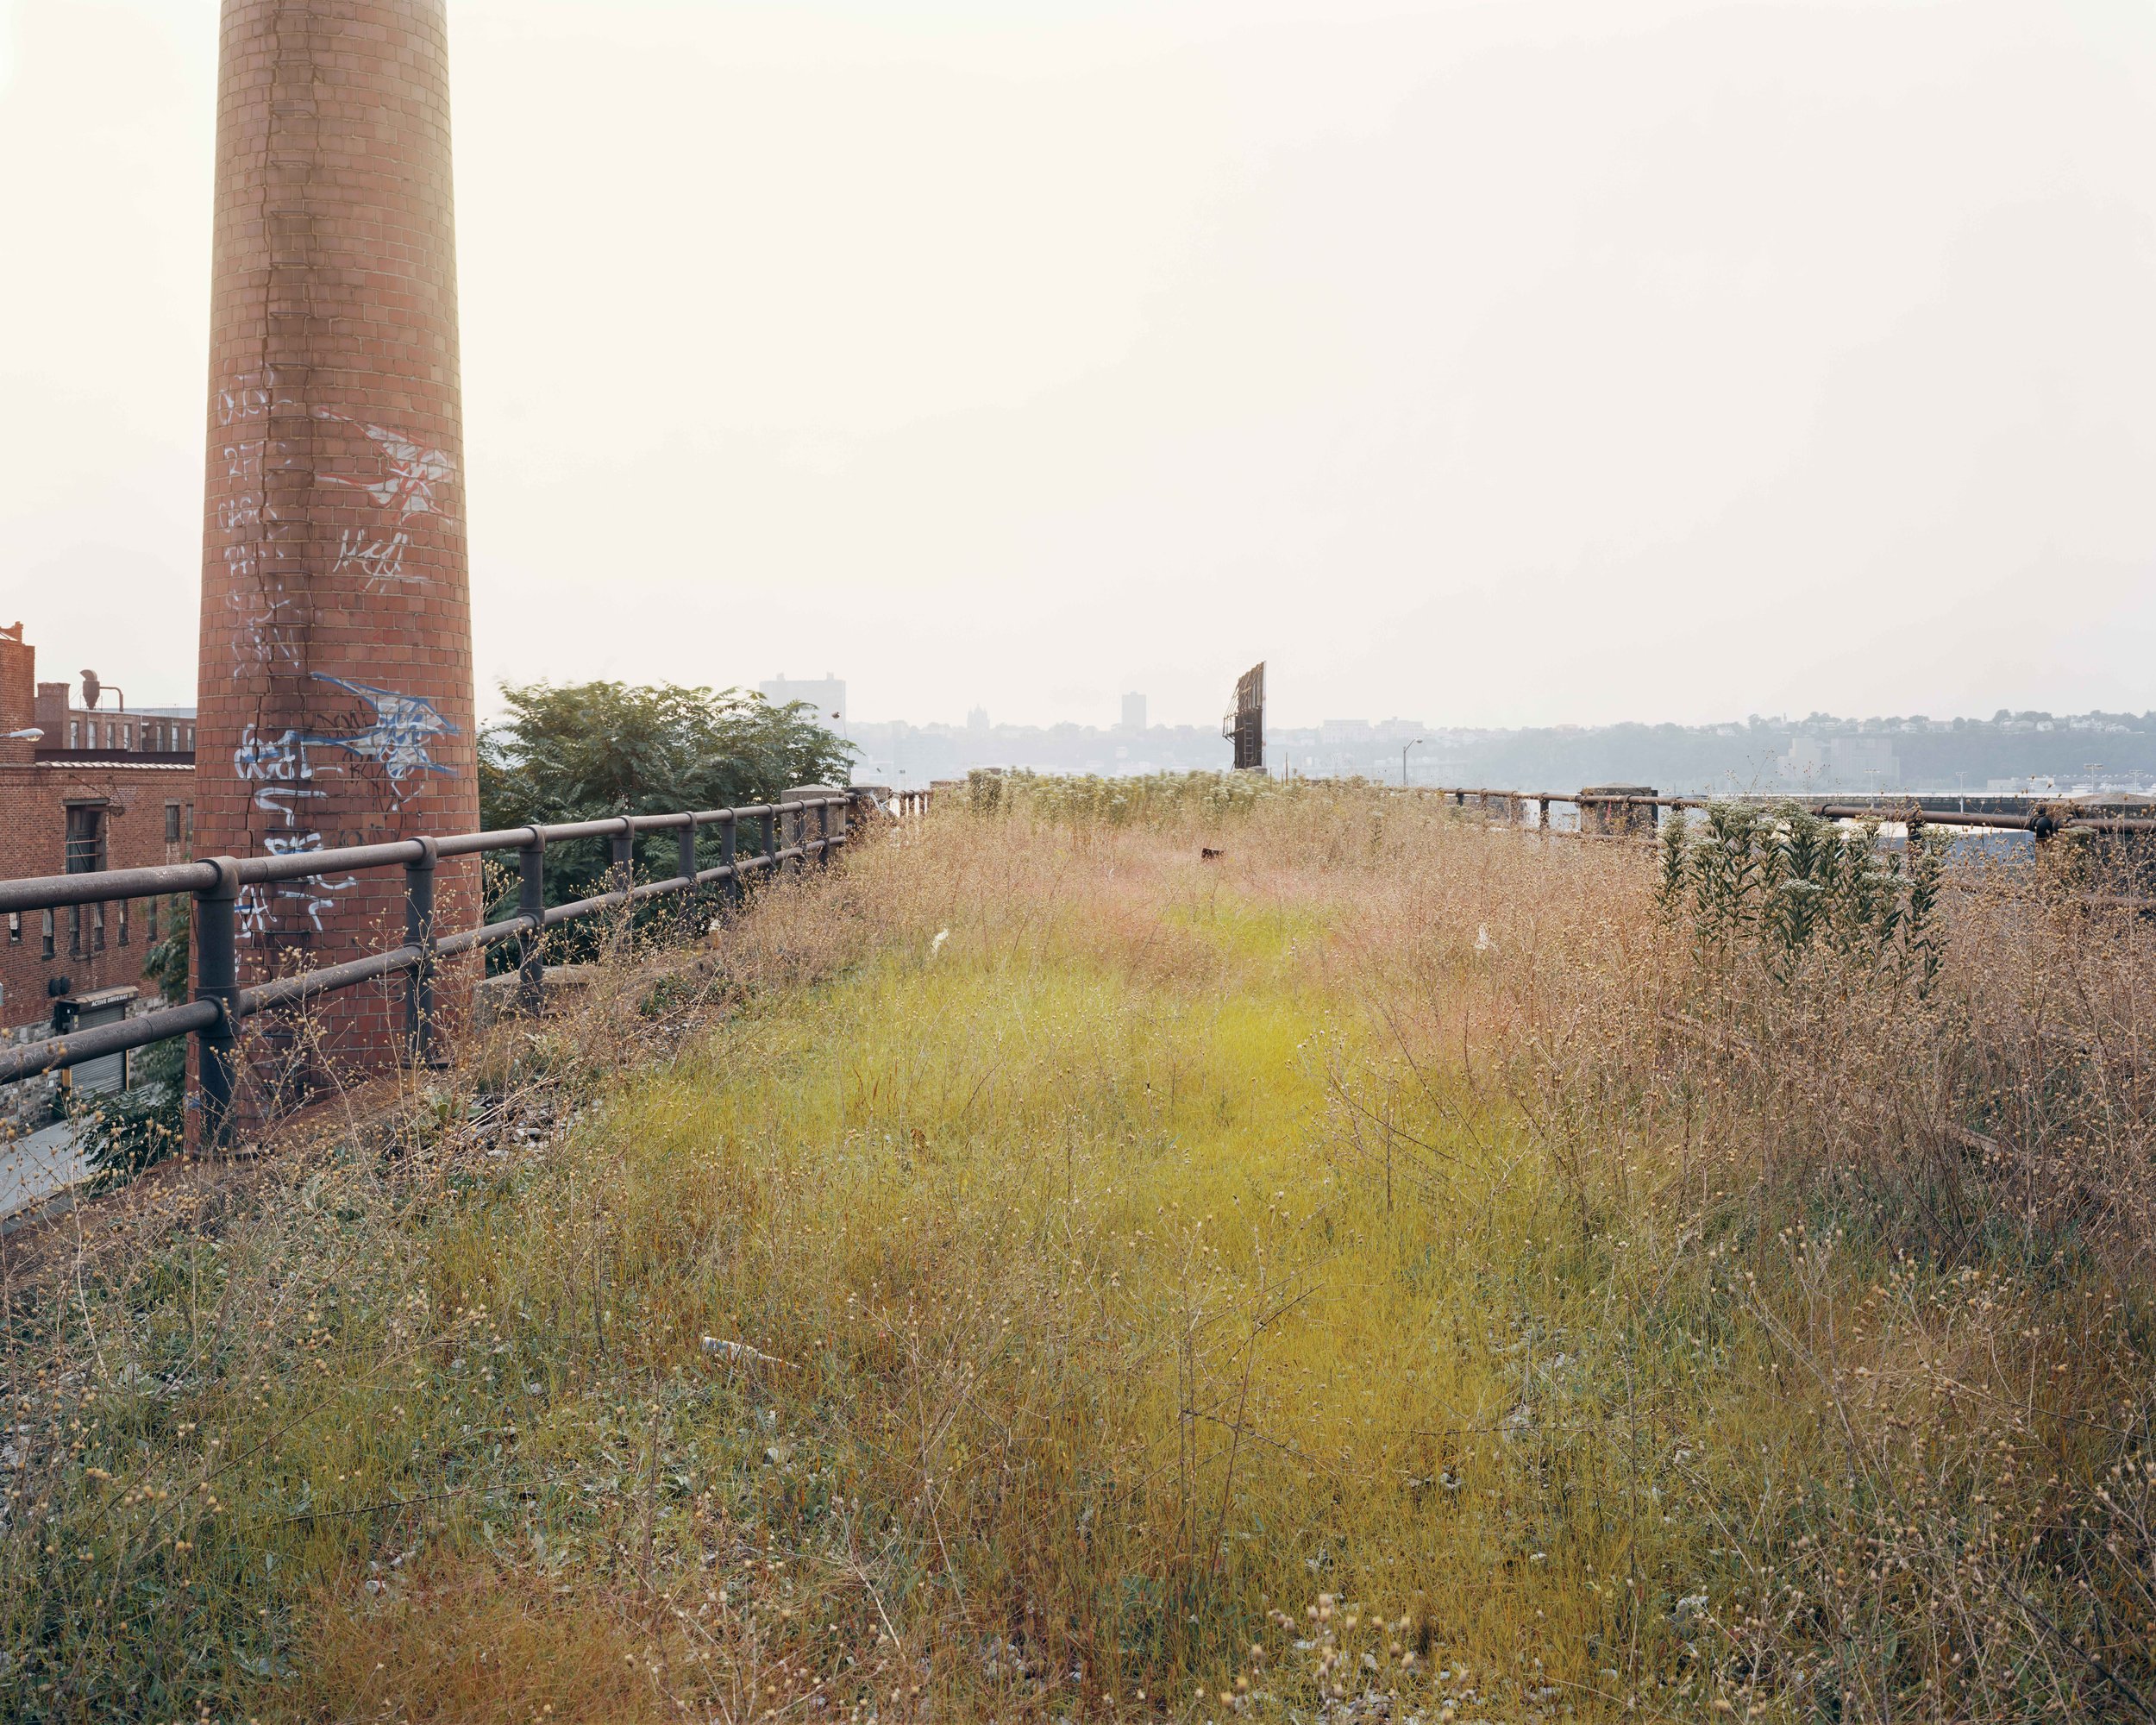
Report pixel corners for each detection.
[2,0,2152,728]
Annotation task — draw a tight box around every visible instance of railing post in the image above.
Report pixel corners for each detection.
[611,821,635,893]
[761,808,777,879]
[193,856,241,1149]
[814,800,830,867]
[720,812,740,913]
[677,817,702,940]
[404,835,440,1068]
[517,829,546,1013]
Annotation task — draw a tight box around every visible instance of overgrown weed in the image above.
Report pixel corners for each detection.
[3,789,2153,1722]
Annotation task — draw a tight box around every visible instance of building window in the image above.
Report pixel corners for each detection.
[41,910,54,959]
[91,901,106,954]
[118,899,129,946]
[122,724,133,749]
[7,911,18,945]
[68,719,79,748]
[69,905,81,957]
[147,896,159,943]
[165,802,181,844]
[66,806,107,873]
[185,805,194,850]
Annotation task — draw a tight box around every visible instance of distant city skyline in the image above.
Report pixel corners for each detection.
[839,699,2156,795]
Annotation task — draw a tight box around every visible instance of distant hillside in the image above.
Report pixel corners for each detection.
[847,708,2156,792]
[1424,711,2156,794]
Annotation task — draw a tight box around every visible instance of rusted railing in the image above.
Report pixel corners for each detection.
[0,789,916,1143]
[1423,786,2156,838]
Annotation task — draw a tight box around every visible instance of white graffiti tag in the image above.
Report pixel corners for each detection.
[264,831,359,932]
[234,724,330,824]
[315,411,455,590]
[226,582,301,671]
[235,884,277,940]
[314,414,454,516]
[216,369,306,667]
[332,526,419,590]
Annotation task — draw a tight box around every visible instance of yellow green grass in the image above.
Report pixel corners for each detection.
[5,784,2154,1722]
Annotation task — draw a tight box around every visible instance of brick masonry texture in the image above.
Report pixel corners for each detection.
[197,0,478,1076]
[0,760,197,1037]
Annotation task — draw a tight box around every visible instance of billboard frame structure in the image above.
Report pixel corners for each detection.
[1222,662,1265,772]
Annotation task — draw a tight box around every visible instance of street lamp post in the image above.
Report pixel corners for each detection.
[1402,738,1425,786]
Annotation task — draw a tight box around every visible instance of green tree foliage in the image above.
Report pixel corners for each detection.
[141,891,190,1006]
[78,894,189,1177]
[477,681,854,932]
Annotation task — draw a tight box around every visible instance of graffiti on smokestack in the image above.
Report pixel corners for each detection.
[304,676,459,795]
[233,724,326,823]
[241,833,360,938]
[214,367,304,670]
[316,410,457,592]
[315,412,456,517]
[234,680,457,816]
[229,674,457,944]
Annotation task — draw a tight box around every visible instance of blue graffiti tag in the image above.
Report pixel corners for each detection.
[304,674,460,801]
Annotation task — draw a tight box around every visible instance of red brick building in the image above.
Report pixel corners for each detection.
[2,622,196,1113]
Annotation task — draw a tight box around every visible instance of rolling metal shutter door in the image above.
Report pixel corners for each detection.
[72,1003,127,1095]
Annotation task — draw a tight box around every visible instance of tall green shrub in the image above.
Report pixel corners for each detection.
[477,681,854,948]
[1657,800,1948,984]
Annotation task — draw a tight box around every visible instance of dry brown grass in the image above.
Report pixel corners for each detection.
[305,1555,671,1722]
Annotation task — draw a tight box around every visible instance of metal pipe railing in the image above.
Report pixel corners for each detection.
[1422,786,2156,837]
[0,791,896,1143]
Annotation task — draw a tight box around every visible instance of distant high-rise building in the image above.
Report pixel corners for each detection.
[966,706,989,732]
[1121,692,1147,731]
[1777,734,1901,788]
[761,672,847,724]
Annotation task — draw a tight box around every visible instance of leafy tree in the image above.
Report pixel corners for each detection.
[477,681,854,933]
[142,892,190,1005]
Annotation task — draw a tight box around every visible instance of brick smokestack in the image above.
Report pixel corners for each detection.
[197,1,478,1086]
[0,624,34,768]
